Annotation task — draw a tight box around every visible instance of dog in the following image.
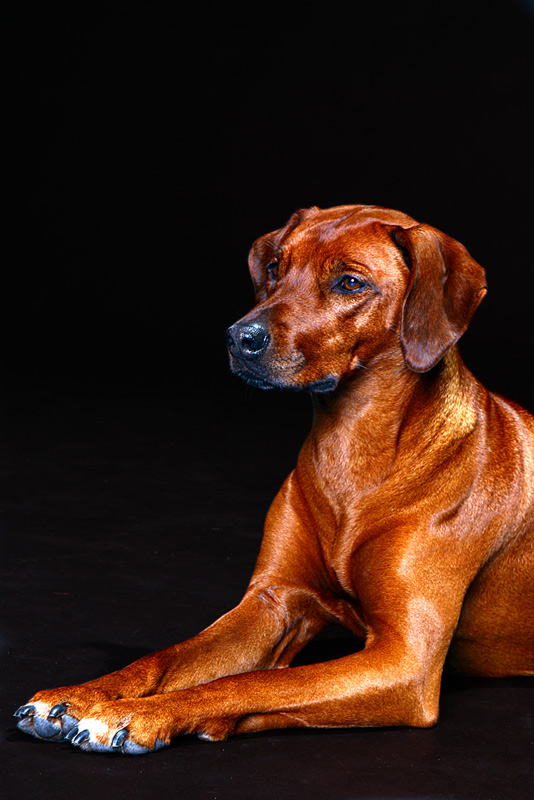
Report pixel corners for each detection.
[15,204,534,754]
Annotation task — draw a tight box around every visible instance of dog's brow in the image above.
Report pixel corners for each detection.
[330,259,374,275]
[262,239,283,259]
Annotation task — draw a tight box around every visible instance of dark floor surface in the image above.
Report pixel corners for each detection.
[1,383,533,800]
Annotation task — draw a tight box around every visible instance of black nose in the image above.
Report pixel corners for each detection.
[226,321,270,358]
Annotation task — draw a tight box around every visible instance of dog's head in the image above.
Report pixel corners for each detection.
[226,205,487,392]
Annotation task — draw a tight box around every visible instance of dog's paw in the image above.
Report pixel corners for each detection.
[15,700,78,741]
[16,689,236,754]
[63,699,169,754]
[15,686,111,742]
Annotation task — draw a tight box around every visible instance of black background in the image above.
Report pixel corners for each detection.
[6,0,534,408]
[3,3,534,799]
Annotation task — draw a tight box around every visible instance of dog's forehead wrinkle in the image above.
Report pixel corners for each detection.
[291,205,417,235]
[281,234,361,277]
[267,206,419,261]
[283,236,404,290]
[286,218,398,261]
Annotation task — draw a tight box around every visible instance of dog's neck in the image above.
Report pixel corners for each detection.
[305,347,477,490]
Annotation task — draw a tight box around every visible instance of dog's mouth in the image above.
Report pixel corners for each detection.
[304,377,339,393]
[231,362,338,394]
[233,367,281,390]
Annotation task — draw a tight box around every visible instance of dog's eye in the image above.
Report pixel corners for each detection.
[334,275,368,295]
[266,261,278,281]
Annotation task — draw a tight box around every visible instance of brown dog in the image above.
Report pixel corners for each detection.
[15,204,534,754]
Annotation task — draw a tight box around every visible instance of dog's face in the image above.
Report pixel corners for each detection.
[227,205,487,392]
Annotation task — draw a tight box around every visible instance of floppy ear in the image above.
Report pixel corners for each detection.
[392,224,487,373]
[248,207,321,290]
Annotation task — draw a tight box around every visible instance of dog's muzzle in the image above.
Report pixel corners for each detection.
[226,320,338,393]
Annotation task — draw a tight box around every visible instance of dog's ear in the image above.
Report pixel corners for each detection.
[248,207,321,290]
[392,225,487,373]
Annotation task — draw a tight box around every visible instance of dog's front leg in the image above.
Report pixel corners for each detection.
[15,584,327,746]
[54,628,445,753]
[60,530,472,754]
[15,472,334,746]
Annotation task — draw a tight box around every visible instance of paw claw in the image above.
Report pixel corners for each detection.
[65,725,79,742]
[112,729,129,749]
[72,729,90,746]
[14,705,35,718]
[48,703,67,718]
